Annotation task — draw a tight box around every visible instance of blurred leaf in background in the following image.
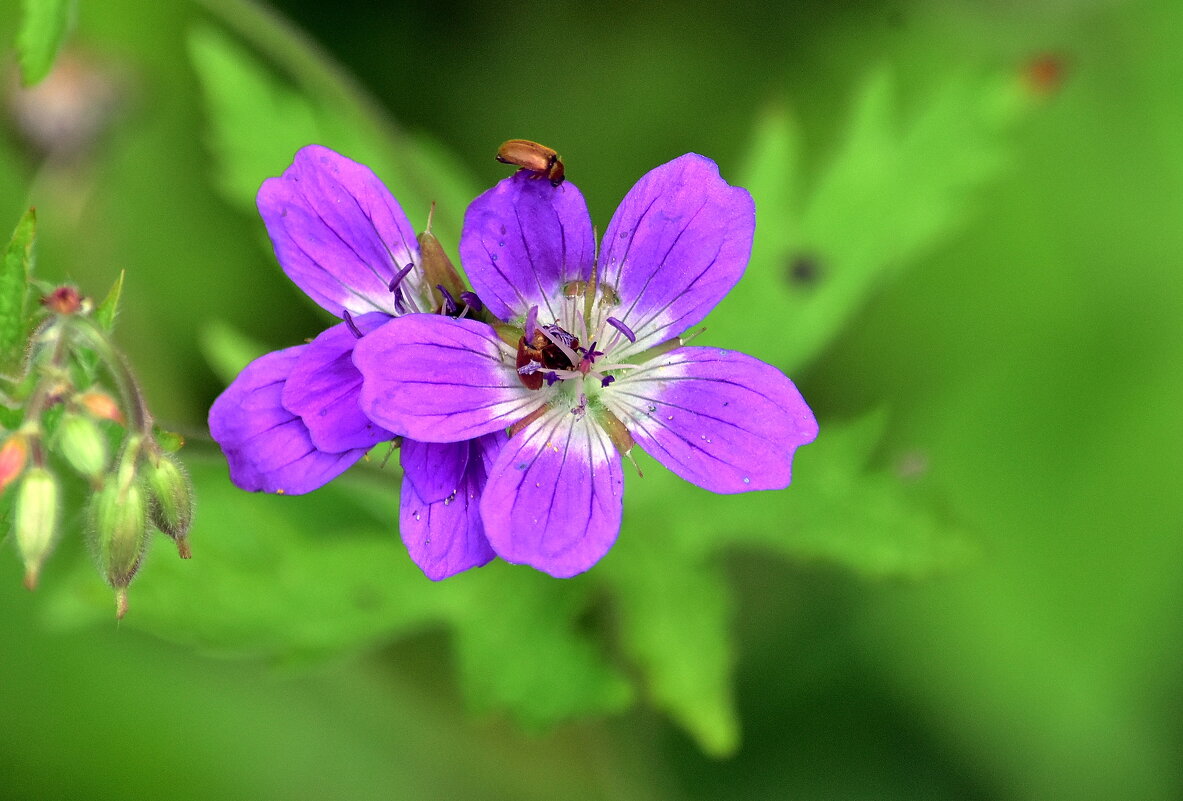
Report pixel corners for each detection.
[15,0,74,86]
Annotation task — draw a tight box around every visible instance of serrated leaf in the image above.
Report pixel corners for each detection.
[186,24,477,264]
[0,209,36,378]
[603,413,972,753]
[603,549,738,756]
[44,457,634,726]
[450,569,634,728]
[716,67,1026,373]
[93,270,124,333]
[16,0,74,86]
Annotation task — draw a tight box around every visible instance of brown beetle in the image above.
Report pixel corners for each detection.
[496,139,565,186]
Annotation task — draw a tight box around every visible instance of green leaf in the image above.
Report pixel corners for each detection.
[186,24,478,264]
[450,569,634,728]
[93,270,124,333]
[0,209,36,378]
[599,413,972,754]
[716,67,1027,373]
[44,457,633,726]
[604,548,739,756]
[16,0,74,86]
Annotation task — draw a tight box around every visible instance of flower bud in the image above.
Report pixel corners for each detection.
[77,391,125,424]
[89,476,149,600]
[143,451,194,558]
[0,433,30,493]
[56,412,108,483]
[14,467,60,590]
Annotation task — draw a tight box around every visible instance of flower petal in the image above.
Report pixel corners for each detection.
[281,314,394,453]
[597,154,755,358]
[605,346,818,493]
[459,172,595,324]
[257,145,421,319]
[398,433,503,580]
[480,409,623,578]
[354,315,546,443]
[208,347,366,494]
[399,438,469,504]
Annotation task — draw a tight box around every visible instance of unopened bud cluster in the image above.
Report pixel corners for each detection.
[1,277,194,618]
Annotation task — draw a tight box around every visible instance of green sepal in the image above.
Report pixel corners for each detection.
[94,270,125,333]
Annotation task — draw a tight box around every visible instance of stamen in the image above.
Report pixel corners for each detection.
[571,393,588,419]
[388,263,414,294]
[600,375,615,388]
[544,371,560,386]
[436,284,459,315]
[460,291,483,312]
[388,263,416,314]
[342,309,364,339]
[517,360,543,376]
[525,305,539,341]
[605,316,636,343]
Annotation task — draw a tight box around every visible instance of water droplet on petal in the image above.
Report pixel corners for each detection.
[491,253,499,262]
[414,512,421,520]
[498,240,505,247]
[743,477,750,484]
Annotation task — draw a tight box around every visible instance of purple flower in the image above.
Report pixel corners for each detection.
[353,154,818,578]
[208,144,498,580]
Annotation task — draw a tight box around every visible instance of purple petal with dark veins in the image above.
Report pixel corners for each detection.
[280,313,394,453]
[605,346,818,493]
[353,315,546,443]
[596,154,755,359]
[399,438,469,504]
[208,347,366,494]
[399,432,503,580]
[480,408,623,578]
[459,172,594,324]
[257,145,421,319]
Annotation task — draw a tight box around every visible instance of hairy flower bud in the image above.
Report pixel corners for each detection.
[90,476,149,616]
[143,451,194,558]
[77,391,125,424]
[0,433,30,493]
[56,412,108,483]
[14,467,60,590]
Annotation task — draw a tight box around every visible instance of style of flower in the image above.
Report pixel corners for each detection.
[353,154,819,578]
[208,145,499,580]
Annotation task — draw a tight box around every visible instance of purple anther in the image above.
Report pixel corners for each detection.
[605,316,636,343]
[460,291,484,312]
[525,305,539,341]
[388,263,415,314]
[342,309,364,339]
[388,263,414,294]
[570,393,588,419]
[600,375,615,388]
[436,284,459,315]
[517,360,543,376]
[582,341,604,361]
[544,371,561,386]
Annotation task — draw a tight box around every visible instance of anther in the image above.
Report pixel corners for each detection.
[605,316,636,343]
[436,284,459,315]
[342,309,363,339]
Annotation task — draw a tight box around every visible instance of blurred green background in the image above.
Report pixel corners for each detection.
[1,0,1181,798]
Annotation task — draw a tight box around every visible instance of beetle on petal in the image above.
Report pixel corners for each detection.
[495,138,565,186]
